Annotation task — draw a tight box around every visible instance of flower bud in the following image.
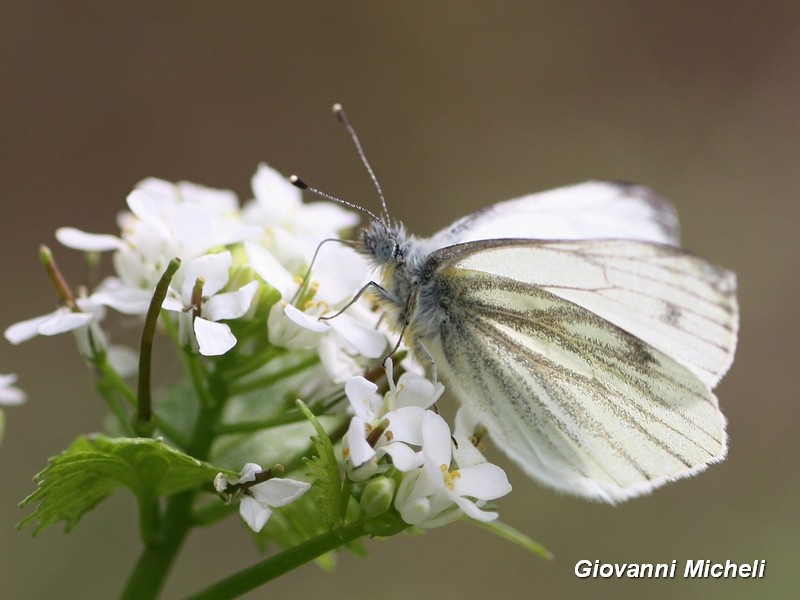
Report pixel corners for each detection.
[359,476,396,517]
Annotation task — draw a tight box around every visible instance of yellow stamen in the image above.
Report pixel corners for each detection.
[439,464,461,490]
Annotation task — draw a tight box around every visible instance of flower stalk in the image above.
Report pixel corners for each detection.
[39,244,78,311]
[136,257,181,436]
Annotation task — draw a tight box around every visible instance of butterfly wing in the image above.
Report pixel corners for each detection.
[433,239,737,387]
[430,181,680,248]
[419,239,737,502]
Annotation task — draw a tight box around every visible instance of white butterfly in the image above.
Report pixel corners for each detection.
[299,107,739,503]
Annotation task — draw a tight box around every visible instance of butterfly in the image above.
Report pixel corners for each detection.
[297,106,739,503]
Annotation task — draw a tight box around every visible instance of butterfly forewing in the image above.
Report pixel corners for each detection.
[430,239,738,388]
[431,181,681,248]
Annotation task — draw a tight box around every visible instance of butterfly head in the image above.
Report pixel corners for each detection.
[359,220,410,269]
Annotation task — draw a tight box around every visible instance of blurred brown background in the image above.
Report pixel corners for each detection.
[1,2,798,599]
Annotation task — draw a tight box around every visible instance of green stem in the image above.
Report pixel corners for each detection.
[121,491,194,600]
[136,258,181,436]
[39,245,78,310]
[184,350,214,409]
[138,495,162,545]
[93,363,136,437]
[95,354,137,406]
[184,518,407,600]
[214,402,325,435]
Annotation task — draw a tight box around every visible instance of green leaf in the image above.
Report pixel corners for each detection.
[472,518,553,560]
[19,435,224,535]
[296,400,342,529]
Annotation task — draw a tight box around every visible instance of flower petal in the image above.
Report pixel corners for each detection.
[238,463,262,483]
[383,442,422,472]
[252,162,302,216]
[245,241,296,296]
[296,202,360,235]
[173,204,215,258]
[421,411,453,473]
[4,312,59,344]
[393,373,444,409]
[240,495,272,532]
[38,312,94,336]
[56,228,125,251]
[453,463,512,500]
[344,376,378,422]
[249,478,311,507]
[312,244,371,304]
[91,279,154,315]
[284,304,330,332]
[329,313,386,358]
[268,303,322,349]
[161,295,184,312]
[452,439,486,469]
[452,496,499,522]
[177,180,239,214]
[126,188,173,239]
[204,281,259,321]
[179,252,232,300]
[194,318,236,356]
[0,374,26,406]
[317,336,365,383]
[384,406,426,445]
[346,417,376,467]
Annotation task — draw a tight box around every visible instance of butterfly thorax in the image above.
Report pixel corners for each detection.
[357,220,444,337]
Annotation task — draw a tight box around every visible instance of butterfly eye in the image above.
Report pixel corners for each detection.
[375,238,396,263]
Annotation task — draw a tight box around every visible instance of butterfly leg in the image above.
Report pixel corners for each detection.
[290,237,347,304]
[319,280,393,322]
[415,339,438,384]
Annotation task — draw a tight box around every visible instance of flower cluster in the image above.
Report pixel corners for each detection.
[4,163,384,382]
[343,360,511,528]
[4,163,512,535]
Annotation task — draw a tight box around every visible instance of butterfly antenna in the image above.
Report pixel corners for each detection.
[332,103,391,224]
[289,175,385,226]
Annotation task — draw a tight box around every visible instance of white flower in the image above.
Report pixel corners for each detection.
[56,177,260,313]
[161,251,259,356]
[384,359,445,412]
[122,177,259,264]
[242,163,360,271]
[215,463,311,533]
[343,360,444,479]
[0,374,26,406]
[394,411,511,529]
[3,284,137,375]
[247,240,386,381]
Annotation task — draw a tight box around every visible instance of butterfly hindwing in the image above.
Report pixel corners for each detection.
[428,264,727,502]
